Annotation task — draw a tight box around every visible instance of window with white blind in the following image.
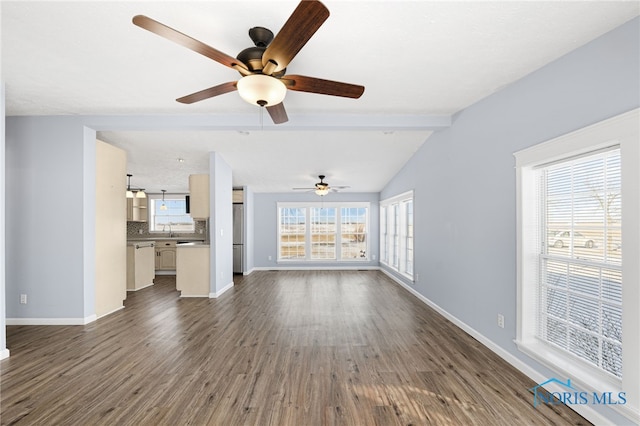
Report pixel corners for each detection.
[277,202,369,261]
[380,191,414,278]
[515,109,640,421]
[539,148,622,377]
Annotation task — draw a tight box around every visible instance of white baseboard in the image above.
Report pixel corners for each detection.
[179,294,209,298]
[96,306,124,321]
[209,281,234,298]
[251,265,379,271]
[0,348,10,360]
[127,282,154,292]
[6,314,97,326]
[379,268,616,426]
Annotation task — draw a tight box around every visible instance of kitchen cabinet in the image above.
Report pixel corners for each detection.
[232,188,244,203]
[127,197,148,222]
[155,240,177,271]
[127,242,155,291]
[176,243,210,297]
[189,174,209,219]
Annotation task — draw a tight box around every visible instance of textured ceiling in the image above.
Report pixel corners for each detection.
[2,1,638,193]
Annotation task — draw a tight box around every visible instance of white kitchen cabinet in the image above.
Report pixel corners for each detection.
[176,244,210,297]
[127,242,155,291]
[189,174,209,219]
[126,197,148,222]
[155,240,177,271]
[232,188,244,203]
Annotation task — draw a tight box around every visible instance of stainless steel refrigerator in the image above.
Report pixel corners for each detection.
[233,204,244,274]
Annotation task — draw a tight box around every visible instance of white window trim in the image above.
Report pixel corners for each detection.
[514,108,640,422]
[148,193,194,233]
[380,190,414,279]
[277,202,370,262]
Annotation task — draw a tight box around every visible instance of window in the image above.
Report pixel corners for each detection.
[341,207,368,260]
[311,207,336,260]
[279,207,306,260]
[380,191,414,278]
[540,149,622,377]
[278,203,369,261]
[149,196,194,232]
[515,109,639,420]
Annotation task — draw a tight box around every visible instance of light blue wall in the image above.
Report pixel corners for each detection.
[244,186,255,272]
[210,152,233,292]
[5,116,92,319]
[1,83,7,356]
[252,191,379,269]
[381,16,639,424]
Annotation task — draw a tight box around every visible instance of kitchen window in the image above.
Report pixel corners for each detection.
[514,109,639,421]
[277,202,369,261]
[149,195,194,232]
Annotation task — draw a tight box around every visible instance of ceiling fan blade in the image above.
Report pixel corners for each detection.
[176,82,238,104]
[261,0,329,74]
[132,15,249,73]
[266,102,289,124]
[282,75,364,98]
[292,187,316,190]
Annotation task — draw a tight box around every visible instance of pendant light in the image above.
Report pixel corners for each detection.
[126,174,134,198]
[160,190,168,210]
[125,173,146,198]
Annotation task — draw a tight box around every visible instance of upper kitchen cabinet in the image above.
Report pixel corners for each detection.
[127,197,148,222]
[233,188,244,204]
[189,174,209,219]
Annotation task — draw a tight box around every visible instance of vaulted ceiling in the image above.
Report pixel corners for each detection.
[2,1,638,193]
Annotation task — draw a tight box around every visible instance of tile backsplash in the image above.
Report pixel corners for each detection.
[127,220,208,239]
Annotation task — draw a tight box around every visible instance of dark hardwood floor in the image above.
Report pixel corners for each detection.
[1,271,589,425]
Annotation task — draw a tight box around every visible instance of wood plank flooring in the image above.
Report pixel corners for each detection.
[1,271,590,425]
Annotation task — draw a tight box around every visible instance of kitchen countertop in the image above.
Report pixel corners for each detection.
[176,242,210,248]
[128,236,206,242]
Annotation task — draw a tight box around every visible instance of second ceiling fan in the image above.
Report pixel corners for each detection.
[133,0,365,124]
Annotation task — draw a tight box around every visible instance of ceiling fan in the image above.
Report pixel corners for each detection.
[132,0,365,124]
[293,175,350,196]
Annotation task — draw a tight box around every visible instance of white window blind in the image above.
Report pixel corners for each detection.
[537,148,622,377]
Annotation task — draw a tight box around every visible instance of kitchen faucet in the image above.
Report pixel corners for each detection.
[163,223,173,237]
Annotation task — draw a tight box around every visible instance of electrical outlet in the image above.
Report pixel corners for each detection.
[268,255,272,261]
[497,314,505,328]
[20,294,27,304]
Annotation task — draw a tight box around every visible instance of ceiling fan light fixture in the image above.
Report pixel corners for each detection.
[315,188,329,196]
[237,74,286,107]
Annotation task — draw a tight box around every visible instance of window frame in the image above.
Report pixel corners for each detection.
[148,193,194,233]
[277,202,370,262]
[380,191,414,279]
[514,109,639,421]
